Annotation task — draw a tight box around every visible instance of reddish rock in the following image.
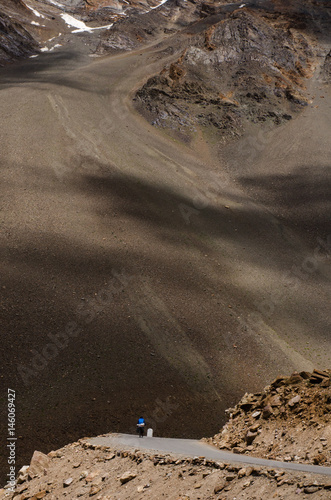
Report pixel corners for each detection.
[119,471,137,485]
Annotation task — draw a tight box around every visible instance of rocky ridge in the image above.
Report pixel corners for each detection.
[208,369,331,468]
[0,0,172,66]
[95,0,199,55]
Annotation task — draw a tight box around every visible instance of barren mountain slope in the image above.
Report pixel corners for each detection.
[0,0,330,486]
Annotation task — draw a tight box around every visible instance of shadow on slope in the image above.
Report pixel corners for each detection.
[1,160,330,482]
[238,166,331,243]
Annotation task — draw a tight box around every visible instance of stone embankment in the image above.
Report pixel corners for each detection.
[208,369,331,467]
[1,437,331,499]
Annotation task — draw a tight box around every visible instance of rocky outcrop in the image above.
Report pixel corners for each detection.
[0,7,38,65]
[95,0,198,54]
[134,5,317,142]
[208,369,331,466]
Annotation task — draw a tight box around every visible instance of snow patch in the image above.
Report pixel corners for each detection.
[61,13,88,30]
[49,44,62,51]
[26,4,46,18]
[72,23,113,33]
[47,0,64,7]
[61,13,113,33]
[239,3,246,8]
[150,0,169,10]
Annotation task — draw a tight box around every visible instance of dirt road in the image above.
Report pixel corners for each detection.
[87,434,331,477]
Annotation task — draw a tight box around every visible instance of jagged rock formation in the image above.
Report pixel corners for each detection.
[0,1,38,65]
[208,369,331,467]
[134,1,323,142]
[95,0,198,54]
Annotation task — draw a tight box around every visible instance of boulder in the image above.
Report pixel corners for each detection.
[288,395,301,407]
[239,393,260,411]
[119,471,137,485]
[269,395,282,407]
[246,431,258,445]
[214,478,227,493]
[299,371,311,379]
[262,404,273,419]
[85,471,101,482]
[28,451,50,478]
[249,422,261,432]
[17,465,29,484]
[304,486,320,494]
[286,372,303,385]
[63,478,73,487]
[31,492,46,499]
[312,453,327,465]
[238,468,248,478]
[270,376,287,388]
[89,485,101,496]
[310,369,329,384]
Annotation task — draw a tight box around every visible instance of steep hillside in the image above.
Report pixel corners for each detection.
[0,0,330,489]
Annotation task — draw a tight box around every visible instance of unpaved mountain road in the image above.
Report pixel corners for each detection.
[0,9,330,479]
[88,434,331,477]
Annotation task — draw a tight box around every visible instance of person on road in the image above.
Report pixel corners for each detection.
[136,416,145,438]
